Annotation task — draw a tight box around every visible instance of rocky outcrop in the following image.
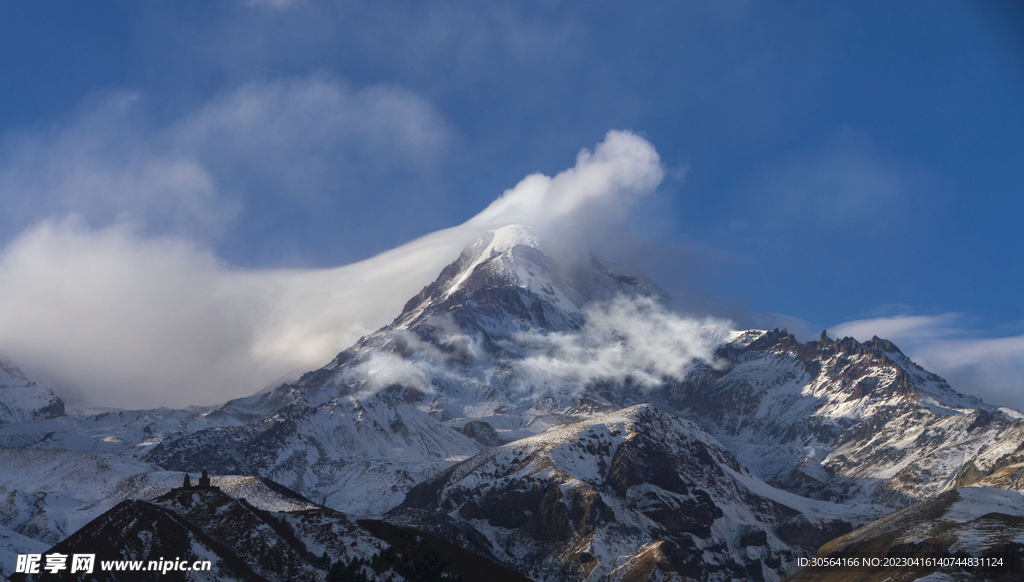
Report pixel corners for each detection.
[456,420,506,447]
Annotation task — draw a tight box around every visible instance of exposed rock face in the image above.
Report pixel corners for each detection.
[966,462,1024,492]
[391,405,863,582]
[602,539,705,582]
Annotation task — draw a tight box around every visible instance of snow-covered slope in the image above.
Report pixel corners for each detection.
[0,448,162,545]
[0,359,64,425]
[145,395,485,516]
[390,404,877,582]
[0,408,210,455]
[3,225,1021,581]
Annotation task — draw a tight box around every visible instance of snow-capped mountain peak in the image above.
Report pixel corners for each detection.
[394,225,664,335]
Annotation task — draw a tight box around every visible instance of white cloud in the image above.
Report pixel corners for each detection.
[0,130,665,409]
[469,130,663,235]
[830,314,961,343]
[832,314,1024,411]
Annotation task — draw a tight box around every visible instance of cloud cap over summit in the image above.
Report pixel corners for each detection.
[0,131,665,409]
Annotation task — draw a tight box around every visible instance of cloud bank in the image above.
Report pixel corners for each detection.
[0,127,664,409]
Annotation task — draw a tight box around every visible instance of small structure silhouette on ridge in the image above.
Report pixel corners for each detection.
[179,469,219,490]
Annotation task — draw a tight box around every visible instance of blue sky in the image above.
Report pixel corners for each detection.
[0,1,1021,408]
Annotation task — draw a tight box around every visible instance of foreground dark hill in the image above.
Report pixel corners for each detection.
[8,480,528,582]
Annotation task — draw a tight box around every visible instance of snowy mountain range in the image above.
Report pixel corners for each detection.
[2,225,1022,581]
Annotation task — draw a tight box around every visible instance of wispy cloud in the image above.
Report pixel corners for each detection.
[832,314,1024,411]
[171,77,449,207]
[0,76,452,255]
[0,94,234,241]
[244,0,305,9]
